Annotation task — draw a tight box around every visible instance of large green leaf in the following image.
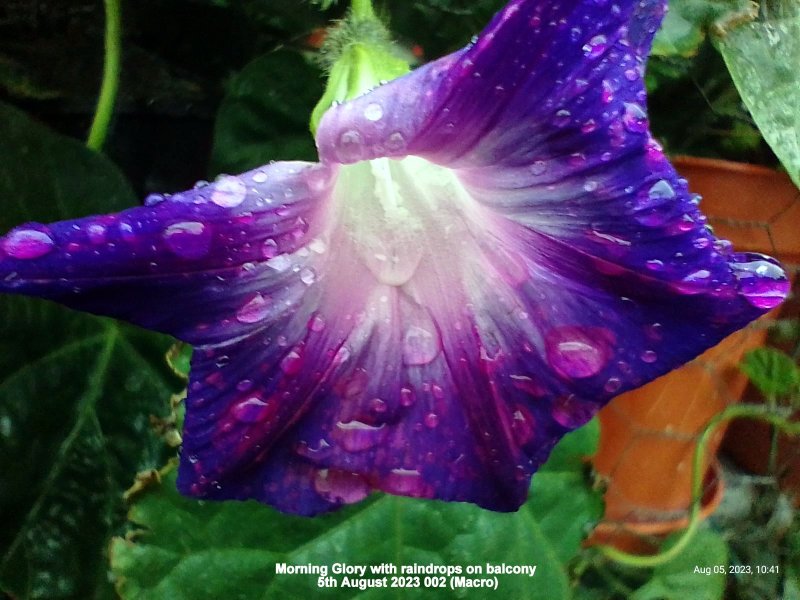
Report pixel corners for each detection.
[110,427,601,599]
[631,528,728,600]
[740,348,800,399]
[210,49,324,176]
[651,0,755,57]
[0,103,178,599]
[718,13,800,188]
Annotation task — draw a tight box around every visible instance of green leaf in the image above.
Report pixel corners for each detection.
[0,102,178,599]
[652,0,756,58]
[740,348,800,398]
[109,423,605,600]
[210,50,324,176]
[631,527,728,600]
[540,416,599,473]
[718,13,800,188]
[652,10,706,57]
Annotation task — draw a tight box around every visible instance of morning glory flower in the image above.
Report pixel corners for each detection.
[0,0,789,516]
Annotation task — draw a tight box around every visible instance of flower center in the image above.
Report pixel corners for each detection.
[333,156,481,287]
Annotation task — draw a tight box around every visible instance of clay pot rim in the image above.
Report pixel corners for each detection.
[672,154,787,178]
[591,459,725,539]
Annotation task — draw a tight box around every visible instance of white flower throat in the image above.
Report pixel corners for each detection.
[333,156,481,287]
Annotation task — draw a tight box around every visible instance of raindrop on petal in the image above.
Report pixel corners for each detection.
[307,313,326,332]
[545,326,614,379]
[732,255,790,309]
[211,176,248,207]
[382,469,431,497]
[262,238,279,259]
[622,103,648,133]
[280,349,304,375]
[530,161,547,175]
[236,293,271,324]
[300,268,316,285]
[163,222,211,259]
[424,413,439,429]
[231,397,273,423]
[640,350,658,363]
[402,325,441,366]
[338,130,364,162]
[551,396,595,429]
[3,228,55,259]
[314,469,370,504]
[364,103,384,121]
[582,34,608,58]
[334,420,387,452]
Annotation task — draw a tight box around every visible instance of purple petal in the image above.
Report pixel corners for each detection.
[174,157,788,516]
[1,0,790,517]
[0,162,335,345]
[317,0,668,167]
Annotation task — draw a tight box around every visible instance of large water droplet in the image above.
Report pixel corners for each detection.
[144,193,166,206]
[385,132,406,152]
[545,326,613,379]
[402,325,441,366]
[309,238,327,254]
[640,350,658,363]
[211,176,247,207]
[307,313,326,332]
[553,109,571,128]
[296,438,332,459]
[583,34,608,58]
[400,387,415,407]
[364,103,384,121]
[424,413,439,429]
[260,239,279,260]
[231,397,274,423]
[3,228,55,259]
[300,268,316,285]
[648,179,675,201]
[731,255,790,310]
[314,469,370,504]
[334,420,387,452]
[530,161,547,175]
[164,221,211,259]
[551,396,595,429]
[511,375,547,398]
[382,469,431,498]
[86,223,106,245]
[236,293,271,323]
[622,103,648,133]
[280,349,303,375]
[266,254,292,272]
[338,130,364,162]
[511,404,536,445]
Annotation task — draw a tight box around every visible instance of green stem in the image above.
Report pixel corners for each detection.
[598,404,800,568]
[351,0,376,20]
[87,0,122,151]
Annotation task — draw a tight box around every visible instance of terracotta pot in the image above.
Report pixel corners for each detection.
[675,157,800,503]
[590,157,799,550]
[588,461,725,555]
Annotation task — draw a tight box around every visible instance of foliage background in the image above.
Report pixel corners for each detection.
[0,1,782,598]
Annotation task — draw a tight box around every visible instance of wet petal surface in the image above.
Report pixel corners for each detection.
[0,162,335,346]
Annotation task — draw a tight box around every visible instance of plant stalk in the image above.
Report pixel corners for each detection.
[351,0,376,20]
[87,0,122,151]
[598,404,800,568]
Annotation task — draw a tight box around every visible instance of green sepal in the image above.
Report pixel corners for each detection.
[310,3,410,134]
